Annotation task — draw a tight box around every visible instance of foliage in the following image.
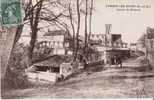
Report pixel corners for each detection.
[137,33,146,48]
[137,27,154,68]
[2,43,30,89]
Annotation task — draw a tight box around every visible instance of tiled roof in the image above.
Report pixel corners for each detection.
[44,30,66,36]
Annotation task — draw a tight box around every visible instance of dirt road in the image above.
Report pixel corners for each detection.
[2,71,154,98]
[2,57,154,98]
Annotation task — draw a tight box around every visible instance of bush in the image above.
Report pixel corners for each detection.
[2,43,30,89]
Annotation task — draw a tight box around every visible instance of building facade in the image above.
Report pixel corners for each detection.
[89,33,129,64]
[36,30,72,55]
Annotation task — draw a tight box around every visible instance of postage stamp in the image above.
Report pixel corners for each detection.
[1,0,22,26]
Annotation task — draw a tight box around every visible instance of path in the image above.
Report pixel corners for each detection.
[2,56,154,98]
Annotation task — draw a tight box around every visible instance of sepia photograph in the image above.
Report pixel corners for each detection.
[0,0,154,99]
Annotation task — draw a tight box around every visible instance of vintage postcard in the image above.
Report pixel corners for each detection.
[0,0,154,99]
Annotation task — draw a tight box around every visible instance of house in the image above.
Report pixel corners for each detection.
[90,33,127,48]
[90,34,106,46]
[37,30,72,55]
[89,33,129,64]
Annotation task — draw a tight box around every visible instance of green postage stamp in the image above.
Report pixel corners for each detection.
[0,0,22,26]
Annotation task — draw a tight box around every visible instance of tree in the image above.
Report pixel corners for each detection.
[55,0,84,61]
[27,0,44,66]
[84,0,88,56]
[74,0,81,61]
[68,1,76,55]
[88,0,93,41]
[82,0,94,60]
[15,0,65,66]
[137,33,146,48]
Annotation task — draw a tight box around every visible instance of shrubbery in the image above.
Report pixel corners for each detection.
[2,43,30,89]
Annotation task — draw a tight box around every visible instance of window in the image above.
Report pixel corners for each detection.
[97,35,99,38]
[91,34,94,38]
[102,35,104,38]
[65,42,69,47]
[53,41,55,46]
[57,41,60,46]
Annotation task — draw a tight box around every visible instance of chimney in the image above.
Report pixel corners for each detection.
[105,24,112,47]
[105,24,112,34]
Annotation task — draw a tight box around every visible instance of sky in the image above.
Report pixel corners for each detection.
[21,0,154,44]
[91,0,154,43]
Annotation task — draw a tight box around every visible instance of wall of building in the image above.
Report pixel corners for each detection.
[90,33,129,64]
[36,35,70,55]
[53,48,65,55]
[38,35,64,43]
[90,34,106,46]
